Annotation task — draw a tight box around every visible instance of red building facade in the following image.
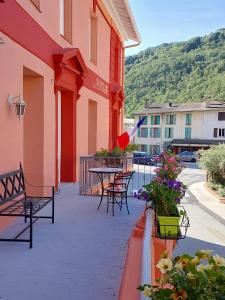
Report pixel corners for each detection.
[0,0,140,186]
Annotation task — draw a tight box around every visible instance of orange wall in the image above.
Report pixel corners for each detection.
[16,0,111,81]
[0,32,55,184]
[0,0,124,184]
[76,87,109,178]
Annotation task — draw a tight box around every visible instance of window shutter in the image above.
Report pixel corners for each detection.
[151,115,154,125]
[213,128,218,137]
[173,115,176,125]
[137,128,140,137]
[156,115,160,125]
[157,128,161,138]
[150,128,153,137]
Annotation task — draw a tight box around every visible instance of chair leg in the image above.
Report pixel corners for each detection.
[107,192,109,213]
[125,193,129,215]
[120,194,123,211]
[112,193,115,216]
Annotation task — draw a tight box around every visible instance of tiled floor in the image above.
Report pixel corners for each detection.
[0,183,145,300]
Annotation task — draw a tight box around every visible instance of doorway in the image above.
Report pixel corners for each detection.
[23,67,44,187]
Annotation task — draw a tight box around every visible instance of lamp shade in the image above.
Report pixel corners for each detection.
[14,99,26,119]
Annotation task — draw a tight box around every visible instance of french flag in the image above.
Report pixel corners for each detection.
[117,116,147,150]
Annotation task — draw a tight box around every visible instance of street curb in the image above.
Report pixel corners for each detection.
[188,183,225,226]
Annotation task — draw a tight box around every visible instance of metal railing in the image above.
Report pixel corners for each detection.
[79,156,156,196]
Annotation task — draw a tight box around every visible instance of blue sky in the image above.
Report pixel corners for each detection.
[126,0,225,56]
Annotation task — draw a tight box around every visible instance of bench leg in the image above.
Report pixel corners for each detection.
[52,196,55,224]
[29,202,33,249]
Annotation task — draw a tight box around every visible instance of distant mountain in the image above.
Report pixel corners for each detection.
[125,28,225,117]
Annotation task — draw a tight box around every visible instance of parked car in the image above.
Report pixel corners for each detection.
[176,151,197,163]
[133,151,154,165]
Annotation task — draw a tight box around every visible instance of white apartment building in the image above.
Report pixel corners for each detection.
[134,101,225,155]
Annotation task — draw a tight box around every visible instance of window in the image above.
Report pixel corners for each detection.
[138,128,148,138]
[139,116,147,125]
[88,100,97,154]
[165,127,174,138]
[217,128,225,137]
[151,115,160,125]
[185,127,192,139]
[149,145,160,155]
[140,144,148,152]
[60,0,72,43]
[218,112,225,121]
[213,128,225,137]
[150,128,161,138]
[90,10,97,65]
[166,114,176,125]
[31,0,40,10]
[186,113,192,125]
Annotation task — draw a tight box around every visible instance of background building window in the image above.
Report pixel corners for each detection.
[138,127,148,138]
[139,144,148,152]
[90,10,97,65]
[165,127,173,138]
[218,112,225,121]
[151,115,160,125]
[139,115,147,125]
[218,128,225,137]
[186,113,192,125]
[150,127,161,138]
[149,144,160,155]
[60,0,72,43]
[185,127,192,139]
[166,114,176,125]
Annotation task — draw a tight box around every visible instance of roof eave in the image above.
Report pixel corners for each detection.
[102,0,141,43]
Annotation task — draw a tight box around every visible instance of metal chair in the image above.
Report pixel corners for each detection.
[105,171,135,216]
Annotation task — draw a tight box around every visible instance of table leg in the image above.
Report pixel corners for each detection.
[96,173,104,210]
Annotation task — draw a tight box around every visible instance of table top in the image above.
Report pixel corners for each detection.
[89,167,123,174]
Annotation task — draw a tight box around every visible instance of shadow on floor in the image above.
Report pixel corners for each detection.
[174,236,225,257]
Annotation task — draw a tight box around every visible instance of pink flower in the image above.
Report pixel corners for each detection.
[172,166,176,172]
[155,168,160,173]
[164,165,169,171]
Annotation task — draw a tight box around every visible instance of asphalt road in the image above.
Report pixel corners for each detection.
[175,164,225,256]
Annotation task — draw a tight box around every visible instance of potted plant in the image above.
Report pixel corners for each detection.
[144,178,186,236]
[135,151,187,237]
[138,249,225,299]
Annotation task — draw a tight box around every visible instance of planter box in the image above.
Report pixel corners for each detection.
[157,215,181,237]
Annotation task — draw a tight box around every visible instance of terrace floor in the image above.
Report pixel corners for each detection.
[0,183,145,300]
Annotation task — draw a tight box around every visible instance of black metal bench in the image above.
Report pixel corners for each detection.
[0,164,55,248]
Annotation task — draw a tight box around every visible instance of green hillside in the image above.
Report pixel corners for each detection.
[125,28,225,117]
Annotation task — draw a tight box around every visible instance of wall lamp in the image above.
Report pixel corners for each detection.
[8,95,26,120]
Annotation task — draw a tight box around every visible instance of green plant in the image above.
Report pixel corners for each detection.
[208,181,225,197]
[124,144,139,153]
[144,178,186,216]
[199,144,225,185]
[95,148,109,157]
[110,146,125,157]
[138,250,225,299]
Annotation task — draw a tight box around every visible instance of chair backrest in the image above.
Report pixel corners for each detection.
[115,170,135,190]
[0,166,26,205]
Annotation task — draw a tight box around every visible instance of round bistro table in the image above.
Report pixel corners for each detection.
[89,167,123,210]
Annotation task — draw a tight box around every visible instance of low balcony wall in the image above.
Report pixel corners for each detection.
[119,208,176,300]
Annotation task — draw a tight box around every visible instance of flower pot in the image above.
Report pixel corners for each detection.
[157,215,180,237]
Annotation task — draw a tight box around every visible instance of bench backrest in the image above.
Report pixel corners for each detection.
[0,167,26,205]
